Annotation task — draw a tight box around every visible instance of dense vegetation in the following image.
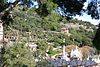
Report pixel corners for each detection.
[5,6,96,47]
[0,0,99,66]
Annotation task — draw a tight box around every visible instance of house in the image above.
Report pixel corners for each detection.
[70,46,83,60]
[26,42,37,51]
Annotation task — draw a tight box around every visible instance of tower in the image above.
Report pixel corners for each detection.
[62,45,70,61]
[0,20,3,42]
[62,45,66,58]
[0,20,3,53]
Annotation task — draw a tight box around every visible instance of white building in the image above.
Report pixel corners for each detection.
[26,42,37,51]
[70,46,83,60]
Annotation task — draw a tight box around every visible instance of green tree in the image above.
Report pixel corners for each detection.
[93,24,100,50]
[42,12,61,31]
[34,40,49,67]
[1,42,35,67]
[9,8,42,32]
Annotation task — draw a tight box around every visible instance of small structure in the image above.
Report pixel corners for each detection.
[61,27,69,34]
[70,46,83,60]
[61,27,71,36]
[26,42,37,51]
[0,20,9,44]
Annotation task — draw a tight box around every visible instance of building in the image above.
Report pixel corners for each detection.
[0,21,3,42]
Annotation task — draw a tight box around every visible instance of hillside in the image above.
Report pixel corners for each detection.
[4,6,97,48]
[0,0,100,67]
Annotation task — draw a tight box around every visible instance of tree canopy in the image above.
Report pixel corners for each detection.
[0,0,100,19]
[93,24,100,50]
[1,42,35,67]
